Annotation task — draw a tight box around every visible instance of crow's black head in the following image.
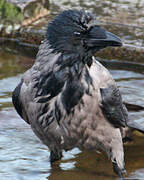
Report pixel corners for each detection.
[46,10,122,55]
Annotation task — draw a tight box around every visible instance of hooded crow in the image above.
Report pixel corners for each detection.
[12,9,143,178]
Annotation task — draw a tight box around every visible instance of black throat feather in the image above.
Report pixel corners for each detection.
[32,10,94,114]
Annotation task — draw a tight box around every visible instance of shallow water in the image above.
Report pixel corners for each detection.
[0,49,144,180]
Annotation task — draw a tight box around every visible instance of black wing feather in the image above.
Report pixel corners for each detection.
[100,85,127,128]
[12,81,24,119]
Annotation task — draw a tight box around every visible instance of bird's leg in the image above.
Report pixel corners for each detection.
[112,159,127,179]
[50,148,62,163]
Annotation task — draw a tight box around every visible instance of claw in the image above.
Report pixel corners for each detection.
[112,161,127,179]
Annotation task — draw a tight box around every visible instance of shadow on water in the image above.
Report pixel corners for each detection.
[0,48,144,180]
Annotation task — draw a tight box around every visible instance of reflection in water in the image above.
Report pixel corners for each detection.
[129,168,144,179]
[0,49,144,180]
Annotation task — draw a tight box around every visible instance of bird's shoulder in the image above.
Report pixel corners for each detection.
[90,58,128,128]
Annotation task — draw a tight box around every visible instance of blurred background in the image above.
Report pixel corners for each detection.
[0,0,144,180]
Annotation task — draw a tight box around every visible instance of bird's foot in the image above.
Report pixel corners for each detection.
[50,149,62,163]
[112,160,127,179]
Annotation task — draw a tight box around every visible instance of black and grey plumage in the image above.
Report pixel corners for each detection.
[12,10,143,178]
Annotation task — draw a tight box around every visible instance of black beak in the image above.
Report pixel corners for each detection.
[86,27,122,48]
[104,31,122,47]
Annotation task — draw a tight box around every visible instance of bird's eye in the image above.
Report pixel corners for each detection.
[74,32,81,36]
